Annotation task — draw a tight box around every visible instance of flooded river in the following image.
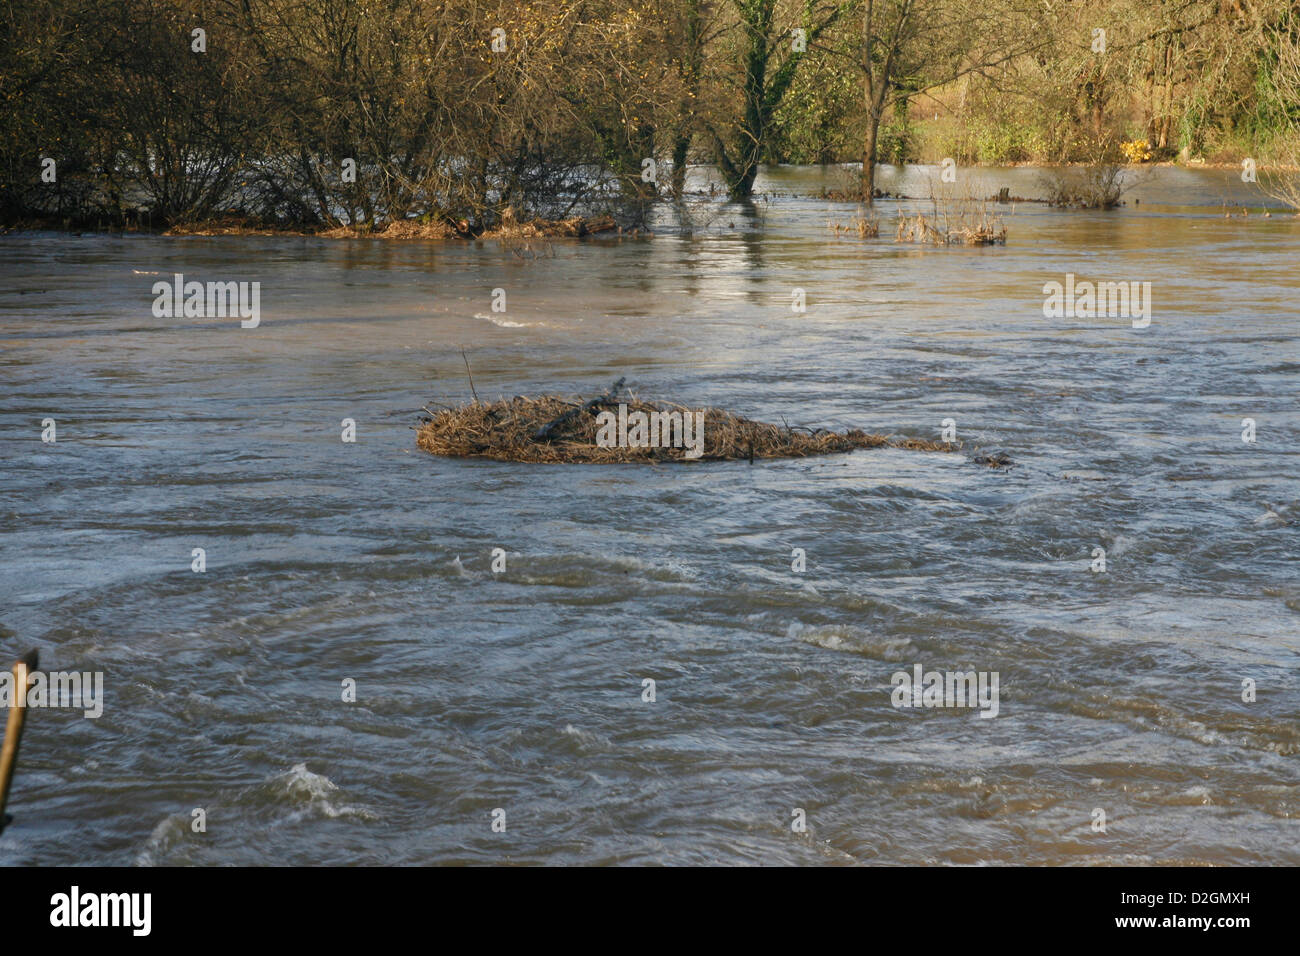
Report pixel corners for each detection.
[1,165,1296,865]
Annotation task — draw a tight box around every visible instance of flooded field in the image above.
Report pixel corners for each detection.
[0,165,1297,865]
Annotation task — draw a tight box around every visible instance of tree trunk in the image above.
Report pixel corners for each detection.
[671,132,690,198]
[720,2,773,200]
[1158,41,1175,149]
[861,107,881,203]
[671,0,703,200]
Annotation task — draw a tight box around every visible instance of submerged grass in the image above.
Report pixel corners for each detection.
[416,384,964,464]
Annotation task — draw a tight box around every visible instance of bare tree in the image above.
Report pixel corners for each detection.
[1260,9,1300,211]
[849,0,1044,202]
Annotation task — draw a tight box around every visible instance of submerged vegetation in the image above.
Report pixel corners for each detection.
[1041,164,1128,210]
[3,0,1300,231]
[894,210,1007,245]
[894,187,1008,243]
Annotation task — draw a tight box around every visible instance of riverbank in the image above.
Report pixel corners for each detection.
[0,212,624,241]
[5,161,1298,242]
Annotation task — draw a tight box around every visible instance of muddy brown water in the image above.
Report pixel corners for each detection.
[0,164,1296,864]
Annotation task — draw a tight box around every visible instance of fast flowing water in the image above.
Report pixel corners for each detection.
[0,165,1296,865]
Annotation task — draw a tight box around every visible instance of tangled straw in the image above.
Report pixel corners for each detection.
[416,388,962,465]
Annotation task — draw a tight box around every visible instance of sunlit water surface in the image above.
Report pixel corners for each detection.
[0,165,1297,865]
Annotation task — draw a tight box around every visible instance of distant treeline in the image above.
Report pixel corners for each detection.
[2,0,1298,230]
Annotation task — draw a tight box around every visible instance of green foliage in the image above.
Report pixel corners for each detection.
[770,46,859,163]
[875,123,912,165]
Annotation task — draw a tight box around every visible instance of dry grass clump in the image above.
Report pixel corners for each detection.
[495,210,622,258]
[895,180,1009,245]
[495,208,618,238]
[164,216,318,237]
[827,210,881,238]
[416,386,960,464]
[288,210,620,241]
[895,208,1007,245]
[368,218,459,239]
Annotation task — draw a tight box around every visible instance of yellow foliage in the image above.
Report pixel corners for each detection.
[1120,139,1152,163]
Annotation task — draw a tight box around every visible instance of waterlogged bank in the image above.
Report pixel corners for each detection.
[2,213,622,242]
[0,165,1296,866]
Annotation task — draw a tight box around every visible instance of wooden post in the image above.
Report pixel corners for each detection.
[0,650,39,835]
